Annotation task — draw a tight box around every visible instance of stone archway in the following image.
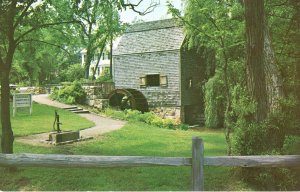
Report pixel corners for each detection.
[108,89,149,112]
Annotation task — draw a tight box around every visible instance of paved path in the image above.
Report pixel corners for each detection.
[16,94,126,146]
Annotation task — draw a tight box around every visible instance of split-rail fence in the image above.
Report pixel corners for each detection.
[0,137,299,191]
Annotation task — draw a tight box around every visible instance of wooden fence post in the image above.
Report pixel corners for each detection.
[192,136,204,191]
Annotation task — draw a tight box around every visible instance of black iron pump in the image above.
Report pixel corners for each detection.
[53,110,62,132]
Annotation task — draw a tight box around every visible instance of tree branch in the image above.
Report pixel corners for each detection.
[1,38,8,54]
[268,0,289,7]
[16,39,71,55]
[167,3,216,43]
[15,21,78,44]
[92,37,107,79]
[122,0,158,16]
[13,0,36,29]
[0,49,4,67]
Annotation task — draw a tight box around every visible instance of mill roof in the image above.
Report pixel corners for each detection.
[113,19,185,56]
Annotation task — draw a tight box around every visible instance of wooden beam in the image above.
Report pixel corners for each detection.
[0,153,191,168]
[192,136,204,191]
[204,155,300,167]
[0,153,299,169]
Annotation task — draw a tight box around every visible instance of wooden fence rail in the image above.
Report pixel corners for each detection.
[0,137,299,191]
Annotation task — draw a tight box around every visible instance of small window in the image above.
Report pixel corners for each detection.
[140,74,168,88]
[147,74,160,86]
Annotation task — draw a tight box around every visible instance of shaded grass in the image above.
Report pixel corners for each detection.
[1,105,298,190]
[10,102,95,136]
[0,121,253,191]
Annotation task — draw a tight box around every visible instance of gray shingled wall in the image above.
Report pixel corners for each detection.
[114,27,184,55]
[113,50,181,107]
[112,19,205,124]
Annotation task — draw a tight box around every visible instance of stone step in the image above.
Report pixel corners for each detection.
[73,110,90,113]
[63,106,90,114]
[63,106,78,110]
[68,108,83,111]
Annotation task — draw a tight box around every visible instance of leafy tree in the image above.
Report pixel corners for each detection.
[96,68,112,82]
[0,0,75,153]
[169,0,299,189]
[0,0,158,153]
[61,63,85,82]
[170,0,299,152]
[169,0,245,154]
[72,0,159,79]
[11,17,81,85]
[71,0,122,79]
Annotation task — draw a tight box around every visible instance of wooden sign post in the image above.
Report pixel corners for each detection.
[13,93,33,117]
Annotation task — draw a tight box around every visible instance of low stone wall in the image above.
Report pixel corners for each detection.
[83,83,114,109]
[19,87,48,94]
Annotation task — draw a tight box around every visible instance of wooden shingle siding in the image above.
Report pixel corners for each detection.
[114,50,181,107]
[113,28,184,56]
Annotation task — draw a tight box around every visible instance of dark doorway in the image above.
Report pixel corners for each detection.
[184,105,204,126]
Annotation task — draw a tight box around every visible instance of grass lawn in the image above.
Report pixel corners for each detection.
[1,118,253,191]
[8,102,95,136]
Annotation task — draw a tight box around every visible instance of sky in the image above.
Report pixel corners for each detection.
[119,0,183,23]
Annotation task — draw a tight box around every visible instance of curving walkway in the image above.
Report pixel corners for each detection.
[16,94,126,146]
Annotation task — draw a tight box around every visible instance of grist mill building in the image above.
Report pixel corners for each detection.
[110,19,206,125]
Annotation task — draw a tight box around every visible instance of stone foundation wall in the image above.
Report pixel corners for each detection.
[150,105,205,125]
[150,106,181,123]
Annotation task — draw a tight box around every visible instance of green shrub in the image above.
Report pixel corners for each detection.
[233,119,285,155]
[125,109,142,121]
[232,92,299,156]
[96,68,112,82]
[204,71,226,128]
[103,108,188,130]
[103,108,126,120]
[60,64,85,82]
[232,91,299,190]
[233,115,298,190]
[235,168,297,191]
[50,82,86,104]
[50,86,59,100]
[139,112,157,124]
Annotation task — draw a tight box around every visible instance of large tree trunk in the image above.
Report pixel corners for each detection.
[92,41,107,79]
[245,0,268,122]
[0,1,15,154]
[1,71,14,154]
[0,72,1,153]
[263,21,283,111]
[84,52,91,79]
[84,45,93,79]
